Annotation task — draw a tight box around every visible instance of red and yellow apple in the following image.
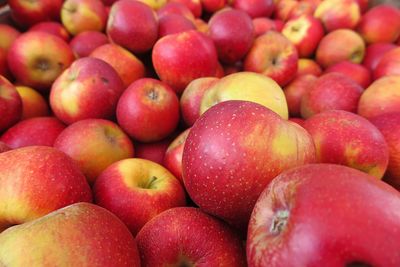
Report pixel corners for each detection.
[15,86,49,120]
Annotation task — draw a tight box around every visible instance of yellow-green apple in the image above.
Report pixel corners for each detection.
[136,207,246,266]
[29,22,70,42]
[69,31,109,58]
[107,0,158,54]
[274,0,298,22]
[370,113,400,190]
[61,0,107,36]
[362,42,397,71]
[201,0,227,13]
[94,158,186,235]
[244,31,298,87]
[158,14,196,38]
[200,72,289,119]
[9,0,62,28]
[7,31,75,92]
[50,57,124,124]
[0,76,22,132]
[0,146,92,231]
[0,117,65,149]
[116,78,180,142]
[301,73,363,118]
[170,0,202,17]
[297,58,322,76]
[157,2,195,21]
[325,61,371,88]
[137,0,167,10]
[0,141,10,153]
[183,100,316,230]
[163,128,190,183]
[303,110,388,178]
[54,119,134,184]
[314,0,361,32]
[0,24,20,52]
[0,203,141,266]
[152,30,219,94]
[15,86,49,120]
[208,9,254,64]
[357,5,400,44]
[90,44,146,88]
[374,47,400,79]
[134,138,171,165]
[316,29,365,68]
[252,18,280,37]
[358,76,400,119]
[180,77,219,126]
[233,0,274,18]
[284,74,317,117]
[247,164,400,266]
[282,15,325,58]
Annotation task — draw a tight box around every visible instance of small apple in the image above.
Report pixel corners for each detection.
[69,31,109,58]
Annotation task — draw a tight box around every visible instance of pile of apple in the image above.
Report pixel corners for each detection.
[1,0,400,265]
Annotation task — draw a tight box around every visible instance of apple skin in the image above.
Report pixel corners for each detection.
[284,74,317,117]
[90,43,146,88]
[252,18,280,37]
[50,57,124,125]
[232,0,274,18]
[152,30,219,94]
[54,119,134,184]
[303,110,389,178]
[94,158,186,235]
[183,100,316,230]
[0,117,65,149]
[282,15,325,58]
[69,31,109,58]
[358,76,400,120]
[136,207,246,266]
[0,203,141,267]
[134,138,171,165]
[0,146,92,231]
[314,0,361,32]
[288,117,305,127]
[169,0,202,18]
[15,86,49,120]
[157,2,195,21]
[7,31,75,92]
[0,142,10,153]
[0,76,22,133]
[0,48,10,79]
[247,164,400,267]
[107,0,158,54]
[244,31,298,87]
[316,29,365,69]
[301,73,363,119]
[325,61,371,88]
[29,22,70,42]
[373,47,400,79]
[357,5,400,44]
[208,9,254,64]
[201,0,227,13]
[158,14,196,38]
[0,24,20,52]
[274,0,298,22]
[297,58,322,77]
[362,42,397,71]
[288,1,315,19]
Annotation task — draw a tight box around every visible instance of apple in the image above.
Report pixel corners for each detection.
[0,141,10,153]
[252,18,280,37]
[201,0,227,13]
[325,61,371,88]
[61,0,107,36]
[90,43,146,88]
[158,14,196,38]
[152,30,219,94]
[134,138,172,165]
[50,57,124,125]
[282,15,325,58]
[117,78,180,142]
[297,58,322,77]
[29,22,70,42]
[284,74,318,117]
[244,31,298,87]
[288,1,315,19]
[303,110,389,178]
[137,0,167,10]
[232,0,274,18]
[94,158,186,235]
[163,128,191,183]
[0,146,92,231]
[247,164,400,266]
[316,29,365,68]
[183,100,316,230]
[0,48,10,79]
[7,31,75,92]
[0,203,141,266]
[157,2,195,21]
[357,4,400,44]
[136,207,246,266]
[0,76,22,133]
[314,0,361,32]
[274,0,298,22]
[0,117,65,149]
[107,0,158,54]
[301,73,363,119]
[373,47,400,79]
[69,31,109,58]
[0,24,20,52]
[358,76,400,120]
[208,9,254,64]
[362,42,397,71]
[194,18,209,33]
[169,0,202,18]
[54,119,134,184]
[200,72,289,119]
[15,86,49,120]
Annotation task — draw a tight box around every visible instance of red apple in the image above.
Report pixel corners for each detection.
[157,2,195,21]
[244,31,298,87]
[107,0,158,54]
[284,74,317,117]
[201,0,227,13]
[303,110,389,178]
[158,14,196,38]
[373,47,400,79]
[252,18,280,37]
[29,22,70,42]
[0,146,92,231]
[325,61,371,88]
[94,158,186,235]
[362,42,397,71]
[134,138,171,165]
[0,117,65,149]
[136,207,246,266]
[69,31,109,58]
[297,58,322,76]
[169,0,202,18]
[50,57,124,124]
[15,86,49,120]
[0,24,20,52]
[0,75,22,133]
[233,0,274,18]
[247,164,400,266]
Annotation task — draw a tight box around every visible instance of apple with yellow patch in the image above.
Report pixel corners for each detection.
[297,58,322,77]
[16,86,49,120]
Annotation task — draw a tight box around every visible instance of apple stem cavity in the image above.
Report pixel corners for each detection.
[147,88,159,101]
[142,176,158,189]
[35,59,50,72]
[269,209,290,235]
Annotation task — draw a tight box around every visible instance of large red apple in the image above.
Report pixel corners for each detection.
[247,164,400,266]
[0,76,22,133]
[69,31,109,58]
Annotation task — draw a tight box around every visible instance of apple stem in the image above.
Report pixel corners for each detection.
[145,176,158,189]
[269,209,289,235]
